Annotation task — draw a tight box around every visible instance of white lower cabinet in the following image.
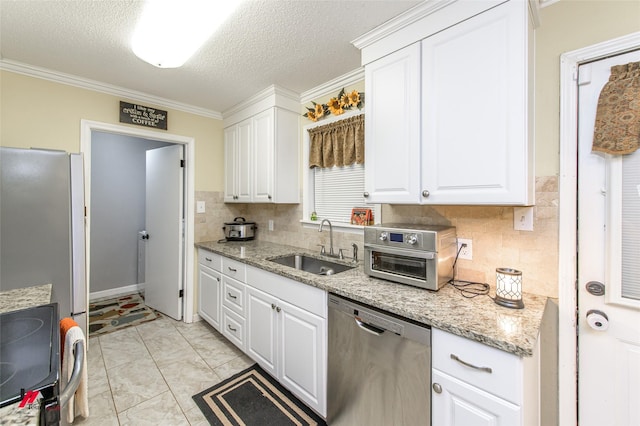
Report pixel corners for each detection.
[246,265,327,417]
[432,328,539,426]
[198,249,222,331]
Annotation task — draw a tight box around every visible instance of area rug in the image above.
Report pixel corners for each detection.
[88,293,159,337]
[193,364,327,426]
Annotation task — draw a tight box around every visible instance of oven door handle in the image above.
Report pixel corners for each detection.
[59,340,85,408]
[364,244,436,259]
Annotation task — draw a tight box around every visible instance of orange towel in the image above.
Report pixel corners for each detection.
[59,317,78,360]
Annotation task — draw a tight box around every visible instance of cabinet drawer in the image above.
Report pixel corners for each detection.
[222,257,246,282]
[223,276,245,317]
[198,249,221,271]
[222,307,245,351]
[432,328,522,404]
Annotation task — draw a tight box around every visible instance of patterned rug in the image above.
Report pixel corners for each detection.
[193,364,326,426]
[88,293,159,337]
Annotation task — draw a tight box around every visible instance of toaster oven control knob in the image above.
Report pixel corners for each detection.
[379,231,388,241]
[407,234,418,245]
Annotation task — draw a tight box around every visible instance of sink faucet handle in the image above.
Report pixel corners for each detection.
[338,248,344,260]
[351,243,358,262]
[318,244,326,255]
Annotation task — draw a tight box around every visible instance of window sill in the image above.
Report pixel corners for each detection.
[300,219,372,235]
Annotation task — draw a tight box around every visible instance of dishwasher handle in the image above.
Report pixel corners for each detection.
[355,317,385,336]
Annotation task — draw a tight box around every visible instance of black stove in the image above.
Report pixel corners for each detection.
[0,303,60,422]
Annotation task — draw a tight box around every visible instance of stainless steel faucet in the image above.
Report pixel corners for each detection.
[318,219,334,256]
[351,243,358,262]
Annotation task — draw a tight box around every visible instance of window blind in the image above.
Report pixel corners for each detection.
[621,150,640,300]
[314,164,365,224]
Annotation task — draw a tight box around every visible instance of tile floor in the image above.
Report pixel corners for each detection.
[74,315,254,425]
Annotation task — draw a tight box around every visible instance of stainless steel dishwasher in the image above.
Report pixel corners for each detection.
[327,293,431,425]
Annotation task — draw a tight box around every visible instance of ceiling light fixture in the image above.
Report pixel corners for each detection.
[132,0,242,69]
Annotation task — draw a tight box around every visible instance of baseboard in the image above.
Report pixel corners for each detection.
[90,283,145,302]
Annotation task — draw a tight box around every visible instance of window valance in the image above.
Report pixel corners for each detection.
[308,114,364,169]
[592,61,640,155]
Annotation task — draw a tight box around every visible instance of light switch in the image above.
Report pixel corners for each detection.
[513,206,533,231]
[196,201,205,213]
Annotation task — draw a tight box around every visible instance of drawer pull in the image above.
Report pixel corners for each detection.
[205,257,212,261]
[227,324,237,332]
[228,267,237,272]
[228,293,237,299]
[450,354,493,374]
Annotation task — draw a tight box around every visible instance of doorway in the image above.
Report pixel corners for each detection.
[81,120,196,323]
[559,32,640,425]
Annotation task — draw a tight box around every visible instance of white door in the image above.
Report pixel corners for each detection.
[578,50,640,426]
[145,145,184,320]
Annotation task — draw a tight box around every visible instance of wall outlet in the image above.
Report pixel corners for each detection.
[457,238,472,260]
[268,220,274,231]
[196,201,205,213]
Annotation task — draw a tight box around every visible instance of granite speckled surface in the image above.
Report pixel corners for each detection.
[197,240,547,357]
[0,283,52,313]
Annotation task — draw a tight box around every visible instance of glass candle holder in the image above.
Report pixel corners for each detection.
[495,268,524,309]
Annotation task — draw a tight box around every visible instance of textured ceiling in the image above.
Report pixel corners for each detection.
[0,0,421,115]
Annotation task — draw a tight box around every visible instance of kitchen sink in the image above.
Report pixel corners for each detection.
[268,254,355,276]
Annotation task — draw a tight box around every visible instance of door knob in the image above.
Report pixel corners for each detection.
[432,383,442,394]
[586,309,609,331]
[422,190,430,198]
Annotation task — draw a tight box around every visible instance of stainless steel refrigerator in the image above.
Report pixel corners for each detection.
[1,147,87,336]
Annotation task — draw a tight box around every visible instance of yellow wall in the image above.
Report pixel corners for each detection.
[0,71,224,191]
[535,0,640,177]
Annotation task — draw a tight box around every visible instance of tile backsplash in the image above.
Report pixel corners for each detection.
[195,176,559,298]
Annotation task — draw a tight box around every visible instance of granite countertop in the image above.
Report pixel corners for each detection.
[196,240,547,357]
[0,283,53,314]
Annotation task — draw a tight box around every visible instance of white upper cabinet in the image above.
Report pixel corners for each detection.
[364,42,422,204]
[355,0,536,205]
[223,85,300,204]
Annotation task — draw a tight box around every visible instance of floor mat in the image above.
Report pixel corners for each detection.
[88,293,159,337]
[193,364,326,426]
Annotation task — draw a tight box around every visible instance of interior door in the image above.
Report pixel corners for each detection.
[577,50,640,426]
[145,144,184,320]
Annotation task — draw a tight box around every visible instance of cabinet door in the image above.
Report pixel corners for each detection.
[364,42,422,204]
[246,286,278,377]
[279,299,326,416]
[223,126,237,202]
[253,109,274,203]
[432,369,521,426]
[198,264,221,331]
[236,118,253,202]
[421,0,532,204]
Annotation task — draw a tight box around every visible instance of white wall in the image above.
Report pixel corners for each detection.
[90,131,172,294]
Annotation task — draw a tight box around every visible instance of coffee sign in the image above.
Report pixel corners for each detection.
[120,101,167,130]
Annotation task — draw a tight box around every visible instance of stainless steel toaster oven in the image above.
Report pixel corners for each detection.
[364,224,457,290]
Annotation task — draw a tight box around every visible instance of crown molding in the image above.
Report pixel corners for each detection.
[351,0,456,50]
[222,84,300,118]
[0,59,223,120]
[300,68,364,104]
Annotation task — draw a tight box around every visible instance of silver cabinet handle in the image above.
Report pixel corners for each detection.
[228,267,237,272]
[268,194,272,200]
[271,303,276,310]
[450,354,492,373]
[228,293,237,299]
[216,277,220,282]
[432,383,442,394]
[422,190,430,198]
[205,257,212,261]
[363,192,369,198]
[276,306,281,313]
[227,324,237,332]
